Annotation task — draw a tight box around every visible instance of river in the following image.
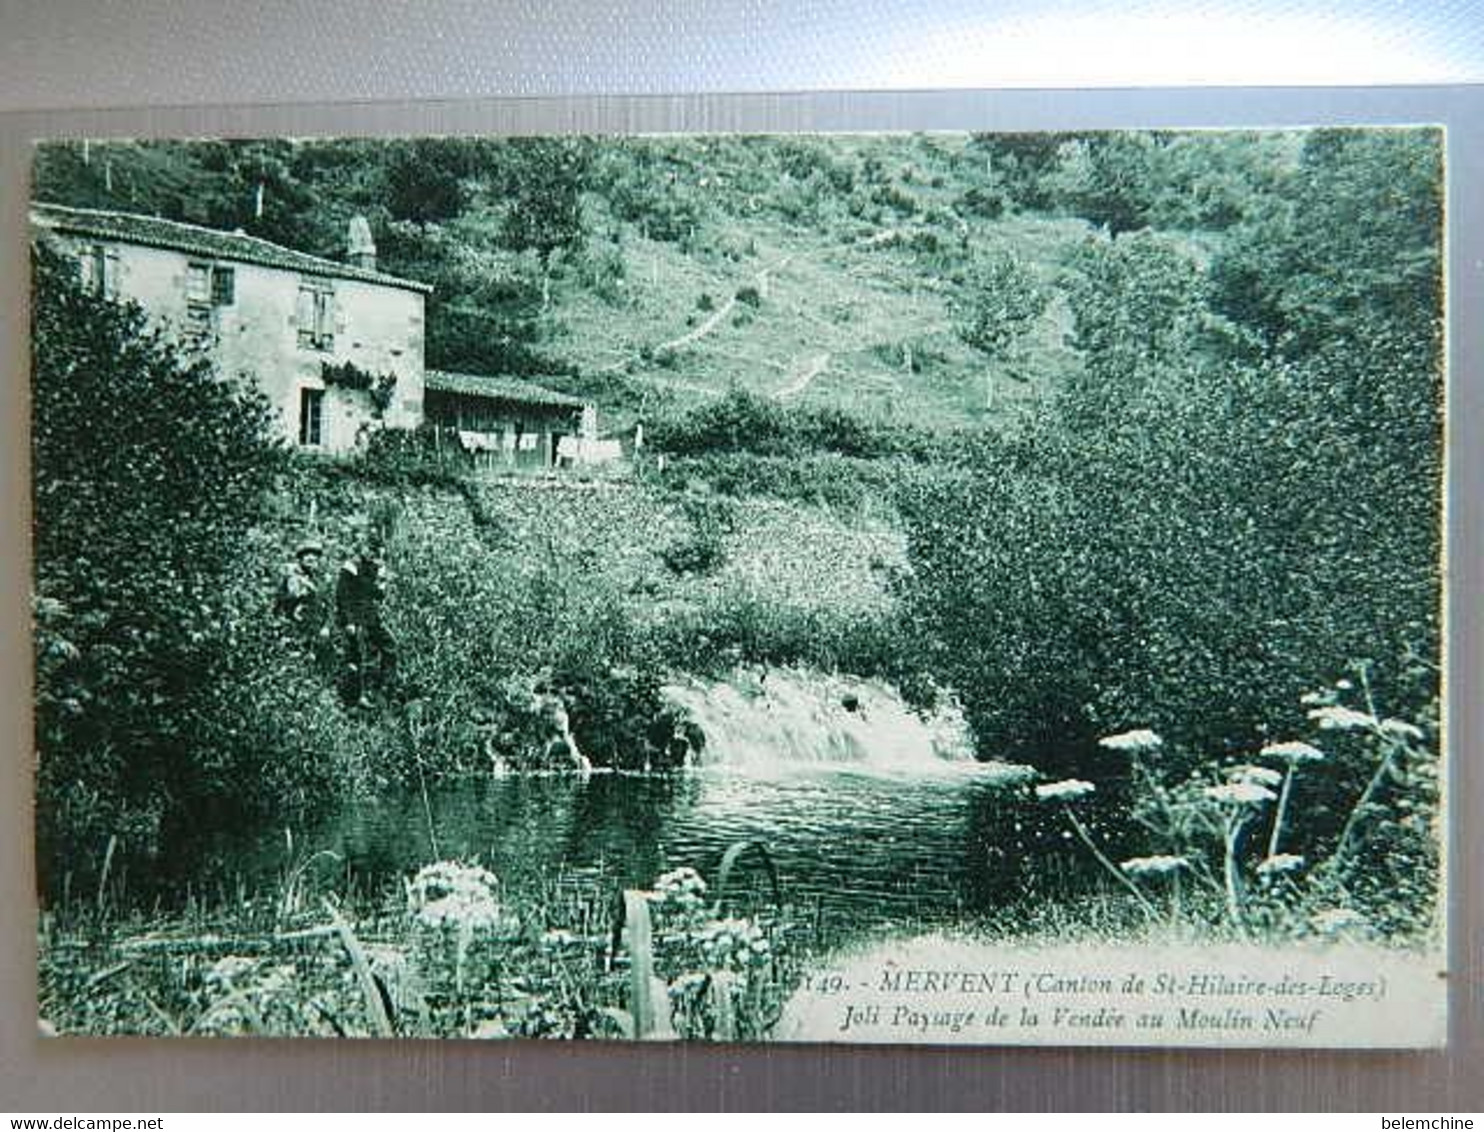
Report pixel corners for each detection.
[169,668,1108,941]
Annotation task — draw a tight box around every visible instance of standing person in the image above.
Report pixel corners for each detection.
[335,529,397,708]
[278,538,336,676]
[278,539,329,632]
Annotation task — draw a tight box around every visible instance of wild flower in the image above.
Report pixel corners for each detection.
[1119,855,1187,877]
[1308,705,1380,731]
[1203,781,1276,805]
[1227,764,1283,788]
[696,918,770,971]
[1098,728,1163,754]
[1380,718,1424,741]
[1258,742,1323,861]
[205,955,257,987]
[406,861,502,930]
[1256,853,1305,877]
[668,971,712,1000]
[1035,779,1095,802]
[651,866,710,926]
[1259,740,1325,763]
[654,866,708,904]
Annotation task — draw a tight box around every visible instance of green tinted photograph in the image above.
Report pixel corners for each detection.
[29,129,1446,1045]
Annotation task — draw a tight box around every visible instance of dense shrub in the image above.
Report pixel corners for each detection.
[660,497,734,576]
[902,316,1441,774]
[1209,129,1443,360]
[357,425,468,489]
[647,389,945,464]
[383,513,676,776]
[31,242,295,882]
[902,315,1440,799]
[903,130,1442,792]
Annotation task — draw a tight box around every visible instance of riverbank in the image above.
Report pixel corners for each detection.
[39,757,1047,1040]
[37,449,942,897]
[38,847,808,1041]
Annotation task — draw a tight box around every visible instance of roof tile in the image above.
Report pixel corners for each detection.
[30,202,432,294]
[424,369,588,409]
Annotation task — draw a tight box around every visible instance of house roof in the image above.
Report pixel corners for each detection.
[30,202,433,295]
[424,369,588,409]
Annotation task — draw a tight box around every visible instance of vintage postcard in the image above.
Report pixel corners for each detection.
[29,129,1446,1046]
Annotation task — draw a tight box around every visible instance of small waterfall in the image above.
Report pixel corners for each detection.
[661,666,975,772]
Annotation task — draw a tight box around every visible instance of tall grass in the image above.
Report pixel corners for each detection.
[39,850,807,1042]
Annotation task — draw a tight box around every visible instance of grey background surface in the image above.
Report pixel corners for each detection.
[0,1,1481,1113]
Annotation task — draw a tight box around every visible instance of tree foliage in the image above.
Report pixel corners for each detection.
[900,129,1444,811]
[1210,129,1442,358]
[952,253,1047,366]
[1059,231,1211,426]
[31,241,297,874]
[498,138,591,265]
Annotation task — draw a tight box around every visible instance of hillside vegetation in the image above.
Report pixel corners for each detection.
[34,132,1303,431]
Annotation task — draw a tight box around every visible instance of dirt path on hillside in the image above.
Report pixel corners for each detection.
[773,351,831,399]
[652,257,791,355]
[593,258,791,375]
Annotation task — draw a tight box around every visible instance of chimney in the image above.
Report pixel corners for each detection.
[347,215,376,271]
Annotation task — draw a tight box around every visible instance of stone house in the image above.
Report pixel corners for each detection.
[31,201,610,468]
[31,202,430,453]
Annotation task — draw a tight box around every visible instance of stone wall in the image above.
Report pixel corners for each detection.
[459,479,906,622]
[279,471,905,629]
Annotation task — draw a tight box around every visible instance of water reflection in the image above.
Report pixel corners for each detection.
[206,763,1089,936]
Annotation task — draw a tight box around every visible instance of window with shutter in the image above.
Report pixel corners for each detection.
[184,263,213,342]
[185,263,211,303]
[297,282,334,350]
[77,245,108,296]
[211,265,235,305]
[101,250,120,298]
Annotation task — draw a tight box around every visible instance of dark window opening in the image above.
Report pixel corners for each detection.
[211,265,235,305]
[299,387,324,447]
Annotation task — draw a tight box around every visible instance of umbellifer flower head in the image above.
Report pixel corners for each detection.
[1256,853,1306,876]
[1227,764,1284,788]
[1307,705,1379,731]
[1119,855,1187,877]
[1203,782,1277,805]
[696,918,769,969]
[1379,718,1425,741]
[652,866,709,915]
[1259,740,1325,763]
[1310,907,1367,934]
[654,866,708,899]
[1098,729,1163,754]
[407,861,502,930]
[1035,779,1096,802]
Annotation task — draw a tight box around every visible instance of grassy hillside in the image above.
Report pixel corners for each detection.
[33,134,1141,434]
[550,210,1090,432]
[484,134,1101,432]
